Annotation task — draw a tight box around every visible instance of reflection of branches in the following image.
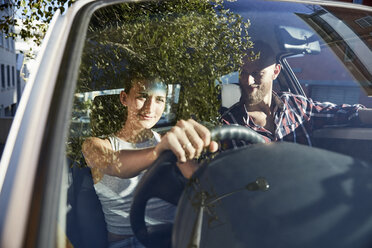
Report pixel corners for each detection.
[82,2,250,76]
[104,41,146,61]
[77,0,252,127]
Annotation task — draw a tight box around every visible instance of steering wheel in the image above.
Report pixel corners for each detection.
[130,125,264,248]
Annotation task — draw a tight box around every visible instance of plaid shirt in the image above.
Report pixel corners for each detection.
[220,92,364,146]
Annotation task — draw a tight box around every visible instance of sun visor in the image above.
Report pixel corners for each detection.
[276,25,321,55]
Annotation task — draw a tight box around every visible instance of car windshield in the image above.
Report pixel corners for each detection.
[63,0,372,247]
[67,0,372,164]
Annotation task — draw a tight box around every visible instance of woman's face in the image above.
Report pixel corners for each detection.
[121,79,167,130]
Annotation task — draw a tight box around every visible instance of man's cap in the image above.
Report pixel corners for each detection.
[242,40,277,70]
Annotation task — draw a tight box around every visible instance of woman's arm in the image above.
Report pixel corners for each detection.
[82,119,218,179]
[82,137,158,178]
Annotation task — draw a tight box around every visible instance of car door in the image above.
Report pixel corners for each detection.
[1,1,371,248]
[0,1,116,247]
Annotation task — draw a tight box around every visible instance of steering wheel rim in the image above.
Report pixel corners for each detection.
[210,125,265,144]
[130,125,264,247]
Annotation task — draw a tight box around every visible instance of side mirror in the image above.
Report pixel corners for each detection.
[276,25,321,55]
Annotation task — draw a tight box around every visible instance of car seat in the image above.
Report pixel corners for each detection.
[67,162,108,248]
[220,83,241,109]
[66,94,126,248]
[90,94,126,137]
[219,83,241,114]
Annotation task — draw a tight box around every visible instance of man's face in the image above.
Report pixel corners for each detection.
[239,61,280,106]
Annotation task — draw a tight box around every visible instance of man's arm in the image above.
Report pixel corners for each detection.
[297,95,366,128]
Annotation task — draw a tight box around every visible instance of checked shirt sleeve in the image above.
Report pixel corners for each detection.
[295,96,365,129]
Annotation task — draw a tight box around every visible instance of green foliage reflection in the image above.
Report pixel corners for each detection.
[78,0,251,122]
[69,0,252,166]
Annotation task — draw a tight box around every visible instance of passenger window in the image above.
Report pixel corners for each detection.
[286,48,372,107]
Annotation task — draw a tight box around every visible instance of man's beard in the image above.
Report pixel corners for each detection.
[242,87,265,106]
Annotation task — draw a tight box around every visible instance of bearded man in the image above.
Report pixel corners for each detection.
[221,41,372,145]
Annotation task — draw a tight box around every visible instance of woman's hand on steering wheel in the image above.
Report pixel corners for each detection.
[155,119,219,163]
[130,124,265,247]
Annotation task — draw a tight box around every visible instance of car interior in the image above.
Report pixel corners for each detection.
[62,1,372,247]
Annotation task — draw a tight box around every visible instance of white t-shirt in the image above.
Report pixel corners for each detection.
[93,132,175,235]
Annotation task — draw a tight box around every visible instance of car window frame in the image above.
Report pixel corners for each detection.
[0,1,126,247]
[25,2,127,247]
[2,0,372,247]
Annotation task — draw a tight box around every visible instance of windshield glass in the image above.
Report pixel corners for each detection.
[64,0,372,247]
[68,0,372,159]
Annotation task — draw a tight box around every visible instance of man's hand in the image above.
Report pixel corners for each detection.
[359,108,372,125]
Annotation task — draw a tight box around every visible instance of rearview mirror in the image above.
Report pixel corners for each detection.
[276,25,321,55]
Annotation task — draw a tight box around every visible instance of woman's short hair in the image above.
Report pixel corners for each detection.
[123,72,167,94]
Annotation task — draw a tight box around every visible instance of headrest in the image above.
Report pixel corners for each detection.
[90,94,126,137]
[221,84,241,109]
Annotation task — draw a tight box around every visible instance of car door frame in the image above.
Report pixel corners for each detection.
[0,1,128,247]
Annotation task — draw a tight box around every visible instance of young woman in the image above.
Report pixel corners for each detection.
[82,76,217,248]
